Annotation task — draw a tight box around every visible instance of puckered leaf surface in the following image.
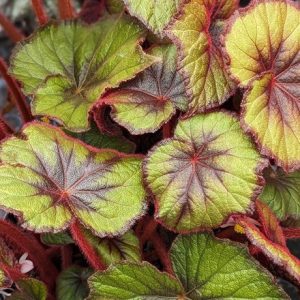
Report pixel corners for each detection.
[239,219,300,286]
[144,111,265,232]
[10,279,47,300]
[123,0,181,38]
[166,0,237,115]
[88,233,286,299]
[0,123,146,236]
[224,0,300,172]
[102,45,188,134]
[261,167,300,221]
[9,16,155,132]
[83,228,141,265]
[57,266,92,300]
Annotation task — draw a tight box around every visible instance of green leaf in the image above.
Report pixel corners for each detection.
[83,229,141,265]
[57,266,92,300]
[171,233,286,299]
[123,0,181,39]
[261,167,300,222]
[41,232,74,246]
[166,0,237,115]
[103,45,188,134]
[224,0,300,172]
[10,279,47,300]
[10,16,155,132]
[65,123,135,153]
[88,233,286,299]
[106,0,124,14]
[0,122,146,235]
[88,262,184,299]
[144,111,265,232]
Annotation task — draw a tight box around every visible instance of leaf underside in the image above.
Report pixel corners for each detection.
[224,0,300,172]
[144,111,265,232]
[88,233,286,299]
[0,122,146,236]
[10,16,155,132]
[103,44,188,134]
[166,0,237,115]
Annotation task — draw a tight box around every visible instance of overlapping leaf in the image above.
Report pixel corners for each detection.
[260,167,300,222]
[0,122,146,236]
[102,45,188,134]
[9,16,155,132]
[166,0,237,115]
[224,0,300,171]
[239,219,300,286]
[57,266,92,300]
[40,232,74,246]
[10,279,47,300]
[123,0,182,39]
[144,111,265,232]
[88,233,286,299]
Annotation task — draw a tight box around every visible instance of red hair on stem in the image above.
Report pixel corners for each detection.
[58,0,76,20]
[0,12,24,43]
[70,220,106,270]
[0,58,32,123]
[31,0,48,25]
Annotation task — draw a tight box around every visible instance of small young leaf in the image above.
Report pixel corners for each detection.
[40,232,74,246]
[166,0,237,115]
[224,0,300,172]
[10,278,47,300]
[261,167,300,221]
[144,111,265,232]
[239,219,300,286]
[0,122,146,236]
[57,266,92,300]
[10,16,155,132]
[102,45,188,134]
[65,123,136,154]
[89,262,184,299]
[256,200,286,247]
[89,233,286,299]
[83,229,141,265]
[123,0,182,38]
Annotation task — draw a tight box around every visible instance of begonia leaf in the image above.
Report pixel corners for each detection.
[88,233,286,299]
[239,219,300,286]
[40,232,74,246]
[144,111,265,232]
[224,0,300,172]
[0,122,146,236]
[57,266,92,300]
[65,123,136,153]
[261,166,300,221]
[256,200,286,246]
[102,45,188,134]
[166,0,237,115]
[83,228,141,265]
[123,0,182,39]
[10,279,47,300]
[106,0,124,14]
[9,16,155,132]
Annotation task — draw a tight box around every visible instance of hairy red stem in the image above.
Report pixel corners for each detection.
[0,220,58,292]
[61,245,73,269]
[0,12,24,42]
[0,116,13,139]
[0,262,25,282]
[0,58,32,123]
[162,121,172,139]
[150,232,174,275]
[70,221,105,270]
[58,0,75,20]
[283,228,300,239]
[31,0,48,25]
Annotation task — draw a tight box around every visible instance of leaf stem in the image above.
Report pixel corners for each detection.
[0,116,13,139]
[31,0,49,25]
[70,221,106,270]
[61,245,73,269]
[58,0,76,20]
[0,262,25,282]
[0,12,24,42]
[0,220,58,292]
[283,228,300,239]
[0,58,32,123]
